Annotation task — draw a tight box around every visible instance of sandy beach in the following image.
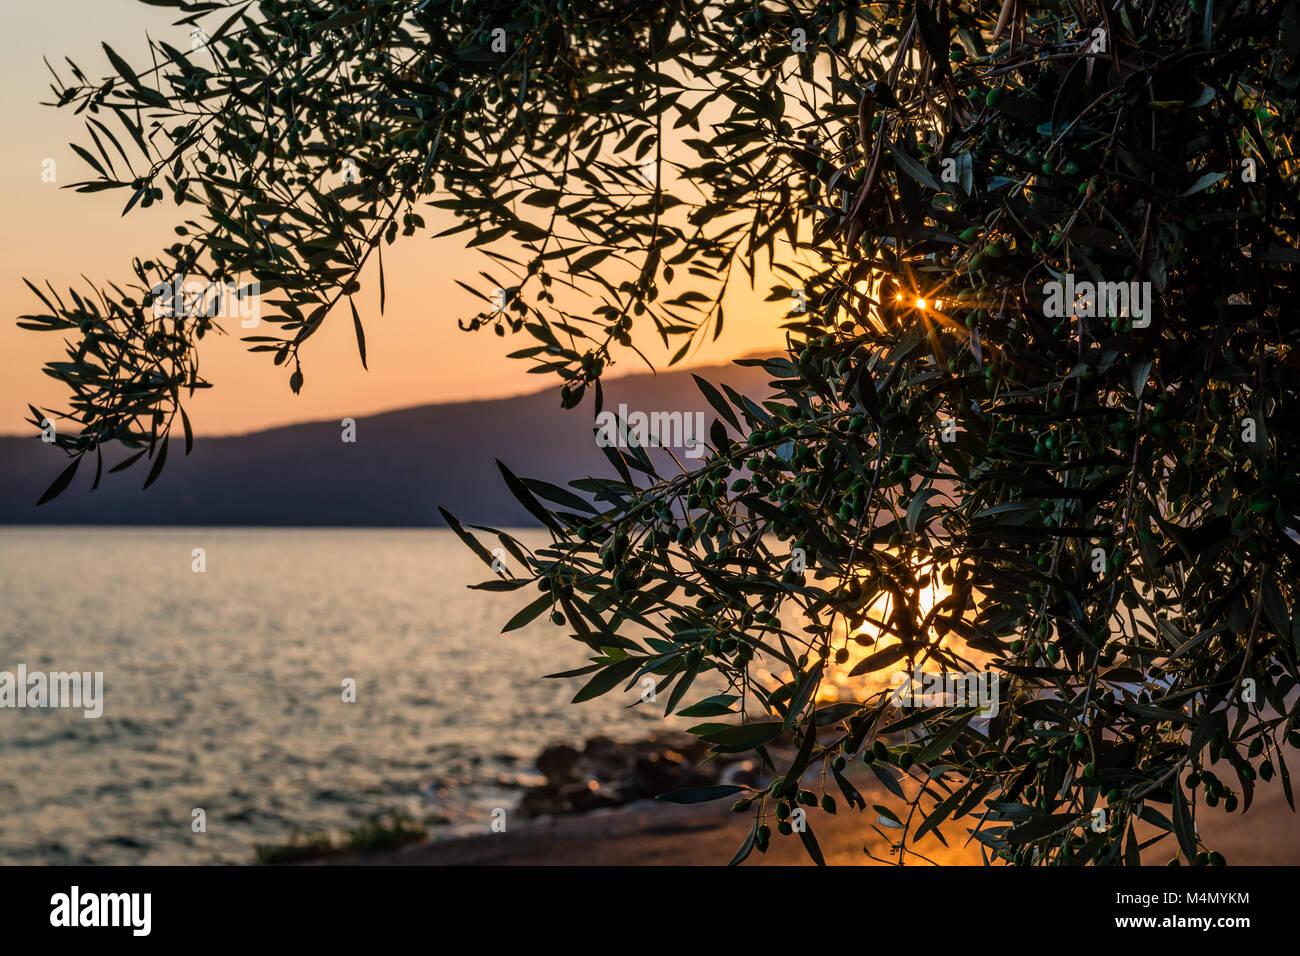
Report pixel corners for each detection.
[328,766,1300,866]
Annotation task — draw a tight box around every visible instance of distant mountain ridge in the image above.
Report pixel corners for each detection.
[0,360,776,526]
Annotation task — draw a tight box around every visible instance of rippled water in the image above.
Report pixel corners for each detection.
[0,527,688,865]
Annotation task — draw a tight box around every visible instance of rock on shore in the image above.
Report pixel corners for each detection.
[517,732,765,817]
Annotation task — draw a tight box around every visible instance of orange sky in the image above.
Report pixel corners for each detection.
[1,0,791,438]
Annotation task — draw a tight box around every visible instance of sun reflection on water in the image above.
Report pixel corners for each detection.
[817,572,952,703]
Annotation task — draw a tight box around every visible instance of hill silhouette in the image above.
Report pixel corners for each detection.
[0,360,775,526]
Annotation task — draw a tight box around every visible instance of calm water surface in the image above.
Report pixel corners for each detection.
[0,527,687,864]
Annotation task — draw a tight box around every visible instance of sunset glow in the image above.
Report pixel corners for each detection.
[817,572,951,703]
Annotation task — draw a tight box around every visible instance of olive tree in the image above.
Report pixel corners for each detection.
[25,0,1300,865]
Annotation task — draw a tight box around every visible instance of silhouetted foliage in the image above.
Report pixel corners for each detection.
[26,0,1300,865]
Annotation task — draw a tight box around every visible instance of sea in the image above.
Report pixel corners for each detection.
[0,526,689,864]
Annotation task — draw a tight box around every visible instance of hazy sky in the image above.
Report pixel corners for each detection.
[1,0,789,437]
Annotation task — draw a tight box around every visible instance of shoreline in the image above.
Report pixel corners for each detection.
[312,765,1300,866]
